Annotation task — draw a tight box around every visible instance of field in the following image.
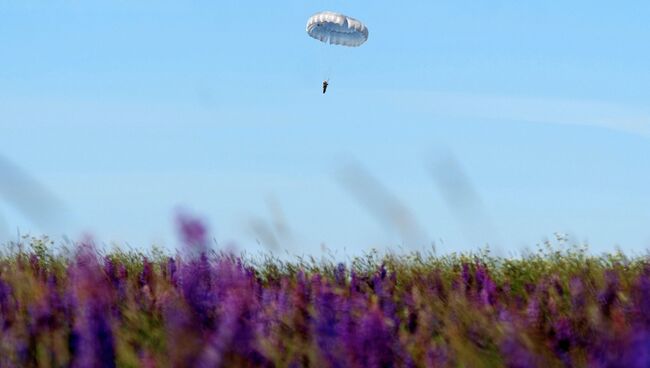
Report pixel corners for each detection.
[1,218,649,367]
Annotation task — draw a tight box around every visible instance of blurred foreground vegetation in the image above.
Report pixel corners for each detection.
[1,232,649,367]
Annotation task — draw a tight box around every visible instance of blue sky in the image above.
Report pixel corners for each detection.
[1,1,650,255]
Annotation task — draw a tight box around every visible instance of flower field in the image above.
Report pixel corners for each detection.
[1,221,649,367]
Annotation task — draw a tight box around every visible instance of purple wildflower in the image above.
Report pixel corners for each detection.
[620,329,650,368]
[426,344,452,367]
[335,262,347,287]
[350,270,361,293]
[526,296,540,327]
[598,270,619,318]
[569,276,585,309]
[632,267,650,327]
[501,336,538,368]
[461,263,473,292]
[139,258,150,287]
[476,265,498,307]
[67,245,117,368]
[314,287,346,367]
[551,317,573,365]
[354,307,395,368]
[167,257,178,287]
[72,301,116,368]
[177,212,209,252]
[181,252,216,330]
[0,278,14,330]
[196,268,267,368]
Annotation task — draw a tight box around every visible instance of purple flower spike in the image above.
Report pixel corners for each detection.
[462,263,472,290]
[350,270,361,293]
[0,278,17,334]
[335,263,347,287]
[167,257,178,287]
[598,270,619,318]
[621,329,650,368]
[315,288,346,367]
[426,345,451,367]
[354,307,395,368]
[72,302,116,368]
[501,336,538,368]
[139,257,153,289]
[181,253,216,330]
[569,276,585,309]
[176,212,209,251]
[633,267,650,327]
[0,278,12,316]
[551,317,573,365]
[475,264,497,307]
[379,264,388,280]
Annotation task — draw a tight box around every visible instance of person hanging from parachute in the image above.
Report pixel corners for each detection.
[306,11,368,94]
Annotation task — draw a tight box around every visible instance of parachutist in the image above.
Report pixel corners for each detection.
[307,12,368,96]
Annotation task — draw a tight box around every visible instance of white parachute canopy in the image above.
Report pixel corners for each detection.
[306,11,368,47]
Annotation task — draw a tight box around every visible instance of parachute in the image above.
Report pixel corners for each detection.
[306,11,369,48]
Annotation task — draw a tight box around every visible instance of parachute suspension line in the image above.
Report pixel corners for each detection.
[318,41,331,81]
